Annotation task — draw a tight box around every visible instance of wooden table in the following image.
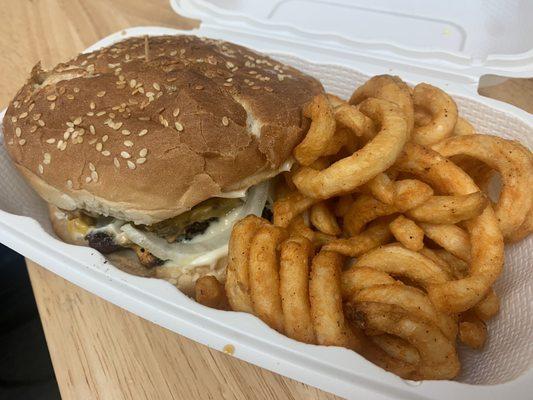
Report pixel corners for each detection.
[1,1,531,399]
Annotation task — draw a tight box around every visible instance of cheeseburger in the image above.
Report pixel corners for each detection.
[3,35,323,293]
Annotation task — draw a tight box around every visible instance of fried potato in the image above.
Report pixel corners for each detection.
[323,217,392,257]
[393,179,434,212]
[453,117,476,136]
[364,172,395,205]
[355,243,451,288]
[459,312,487,349]
[248,224,287,333]
[294,94,336,166]
[389,215,424,251]
[407,192,488,224]
[310,201,341,235]
[310,251,360,350]
[371,335,421,366]
[419,222,471,262]
[288,214,335,246]
[349,75,414,132]
[293,98,409,199]
[195,275,228,310]
[433,135,533,239]
[279,236,316,344]
[354,303,460,380]
[225,215,267,313]
[412,83,458,146]
[343,194,397,236]
[334,103,376,142]
[353,284,457,341]
[334,194,354,217]
[273,191,318,228]
[396,143,504,314]
[341,266,396,301]
[473,289,500,321]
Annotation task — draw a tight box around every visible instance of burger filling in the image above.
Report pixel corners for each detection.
[60,182,270,270]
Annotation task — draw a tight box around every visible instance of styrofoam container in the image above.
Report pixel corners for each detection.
[1,1,532,399]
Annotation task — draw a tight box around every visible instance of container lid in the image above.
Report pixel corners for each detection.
[170,0,533,77]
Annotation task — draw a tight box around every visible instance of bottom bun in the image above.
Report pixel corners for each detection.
[48,205,226,296]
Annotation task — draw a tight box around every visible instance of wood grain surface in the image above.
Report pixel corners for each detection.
[0,1,530,400]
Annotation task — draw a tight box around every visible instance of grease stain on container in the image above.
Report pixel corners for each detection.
[223,344,235,355]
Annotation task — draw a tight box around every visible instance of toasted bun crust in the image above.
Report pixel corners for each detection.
[48,205,226,296]
[5,35,323,224]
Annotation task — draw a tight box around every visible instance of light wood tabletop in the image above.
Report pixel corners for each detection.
[1,1,531,400]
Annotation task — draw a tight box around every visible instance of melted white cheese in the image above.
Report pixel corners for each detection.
[119,181,269,268]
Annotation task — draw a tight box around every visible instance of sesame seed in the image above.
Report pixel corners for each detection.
[74,87,80,93]
[173,108,180,117]
[30,125,37,133]
[15,127,21,137]
[120,151,131,159]
[129,79,136,88]
[138,116,150,121]
[146,91,155,98]
[124,140,133,147]
[138,129,148,136]
[96,143,103,151]
[222,116,229,126]
[96,111,106,116]
[97,91,106,97]
[50,102,56,110]
[174,122,183,131]
[66,180,73,189]
[38,120,45,127]
[113,158,120,168]
[139,148,148,157]
[91,171,98,182]
[19,112,28,119]
[13,101,20,108]
[195,85,203,90]
[102,150,111,156]
[127,160,136,169]
[89,125,95,134]
[102,135,108,142]
[46,95,57,101]
[57,139,64,149]
[67,94,75,100]
[90,102,96,110]
[67,122,74,128]
[33,113,41,120]
[19,139,26,146]
[11,116,17,123]
[86,112,94,117]
[85,176,92,183]
[43,153,51,164]
[59,141,67,151]
[153,83,160,91]
[121,129,131,136]
[136,157,146,164]
[73,117,82,125]
[46,138,56,144]
[112,122,123,130]
[64,131,71,140]
[38,164,44,174]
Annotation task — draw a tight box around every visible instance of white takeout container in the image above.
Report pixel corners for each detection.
[1,1,532,399]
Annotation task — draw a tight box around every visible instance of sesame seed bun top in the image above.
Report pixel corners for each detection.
[4,35,323,224]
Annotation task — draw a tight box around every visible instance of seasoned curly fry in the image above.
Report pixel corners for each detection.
[293,98,409,199]
[412,83,458,145]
